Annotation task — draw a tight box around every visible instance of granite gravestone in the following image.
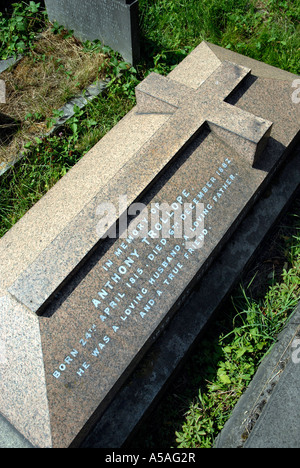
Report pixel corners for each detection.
[44,0,140,64]
[0,42,299,448]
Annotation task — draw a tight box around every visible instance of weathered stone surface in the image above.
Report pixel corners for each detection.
[44,0,140,64]
[0,42,299,448]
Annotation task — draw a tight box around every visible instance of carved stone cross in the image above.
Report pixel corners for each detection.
[136,61,273,165]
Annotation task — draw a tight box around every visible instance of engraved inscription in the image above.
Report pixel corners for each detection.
[50,155,239,381]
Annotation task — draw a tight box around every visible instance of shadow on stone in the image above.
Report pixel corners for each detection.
[225,75,259,106]
[253,136,286,172]
[0,112,21,146]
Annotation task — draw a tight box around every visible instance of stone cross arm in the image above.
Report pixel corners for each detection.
[136,61,273,165]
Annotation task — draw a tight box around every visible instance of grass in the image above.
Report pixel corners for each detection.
[138,0,300,74]
[0,91,133,237]
[0,24,108,166]
[0,0,299,449]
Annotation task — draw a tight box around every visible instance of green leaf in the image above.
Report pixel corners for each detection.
[118,61,129,70]
[29,2,39,13]
[16,40,26,51]
[86,119,97,127]
[219,373,231,384]
[70,122,78,134]
[256,341,266,350]
[236,347,248,358]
